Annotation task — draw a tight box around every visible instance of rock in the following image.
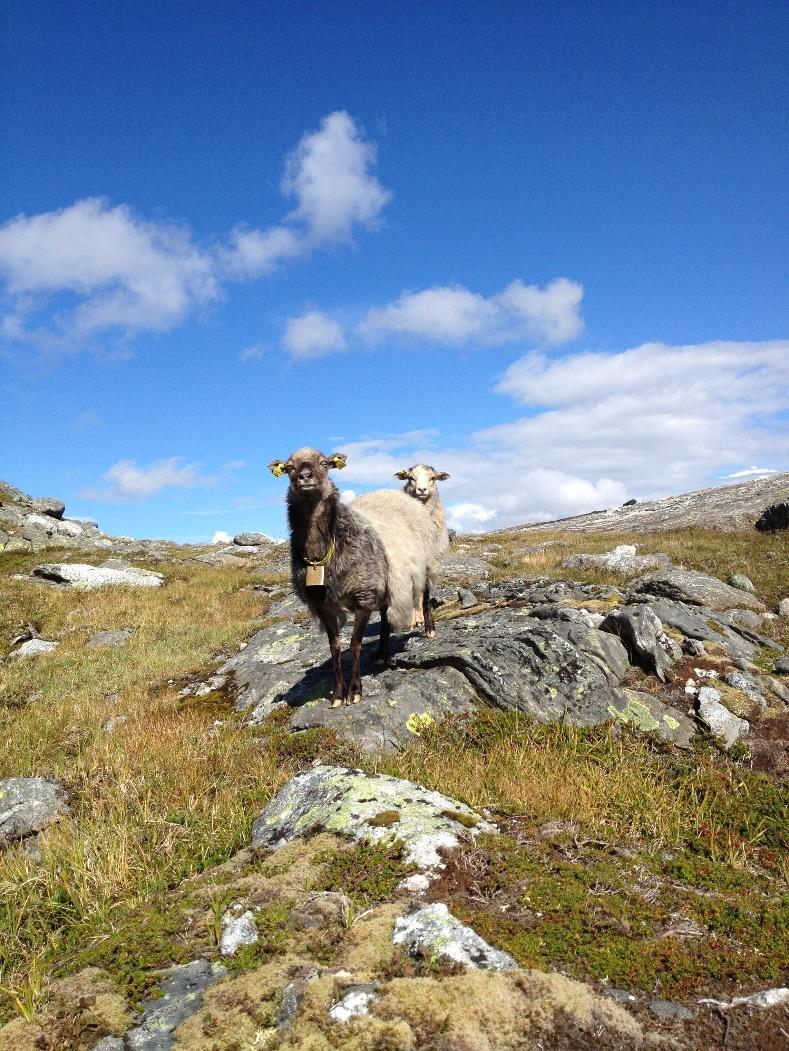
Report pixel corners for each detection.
[683,639,706,657]
[633,568,766,612]
[611,690,696,748]
[251,766,494,872]
[562,546,671,577]
[755,502,789,532]
[31,562,163,590]
[699,986,789,1009]
[86,628,134,649]
[774,656,789,675]
[70,516,98,528]
[622,498,637,506]
[723,671,765,708]
[0,777,70,847]
[218,907,259,956]
[233,531,272,546]
[31,497,65,519]
[729,573,756,593]
[441,554,493,581]
[779,598,789,619]
[648,999,693,1021]
[109,959,225,1050]
[696,687,749,749]
[766,677,789,704]
[329,984,379,1022]
[458,587,478,609]
[599,606,674,681]
[392,902,518,970]
[9,638,58,659]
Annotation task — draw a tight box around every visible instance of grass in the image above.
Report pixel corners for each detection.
[0,525,787,1037]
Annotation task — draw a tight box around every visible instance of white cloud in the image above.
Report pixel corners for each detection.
[221,111,390,278]
[333,341,788,530]
[239,342,272,362]
[283,311,346,359]
[725,466,779,478]
[340,489,357,503]
[211,530,232,544]
[81,457,213,502]
[0,112,390,349]
[357,277,583,347]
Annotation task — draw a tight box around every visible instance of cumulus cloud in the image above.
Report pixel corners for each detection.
[81,457,213,502]
[357,277,583,347]
[221,111,391,278]
[283,310,346,359]
[211,530,232,544]
[334,341,788,530]
[725,466,779,478]
[0,112,390,349]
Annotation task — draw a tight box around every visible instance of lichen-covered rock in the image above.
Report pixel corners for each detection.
[633,568,766,612]
[30,497,65,519]
[8,638,59,660]
[562,546,671,577]
[696,687,749,749]
[251,766,494,871]
[31,563,163,590]
[600,606,676,681]
[0,777,70,847]
[393,903,518,970]
[329,984,379,1022]
[233,531,275,546]
[218,907,259,957]
[609,690,696,747]
[86,628,134,649]
[728,573,757,593]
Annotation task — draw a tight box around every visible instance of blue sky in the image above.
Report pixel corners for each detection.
[1,1,787,541]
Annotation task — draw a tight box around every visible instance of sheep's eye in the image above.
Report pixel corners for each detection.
[320,460,329,468]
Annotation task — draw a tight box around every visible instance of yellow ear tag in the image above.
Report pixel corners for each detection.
[272,463,286,477]
[331,455,347,469]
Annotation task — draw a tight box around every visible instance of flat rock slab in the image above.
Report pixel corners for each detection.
[393,902,518,970]
[633,568,765,612]
[9,638,59,660]
[31,562,164,589]
[87,628,134,648]
[251,765,494,871]
[0,777,69,847]
[696,687,749,750]
[562,546,671,577]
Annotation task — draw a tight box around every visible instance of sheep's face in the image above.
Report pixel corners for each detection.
[395,464,450,502]
[269,447,346,499]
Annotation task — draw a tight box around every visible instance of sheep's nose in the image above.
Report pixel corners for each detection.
[298,468,313,482]
[416,488,427,497]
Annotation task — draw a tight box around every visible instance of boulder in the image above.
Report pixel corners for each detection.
[779,598,789,619]
[0,777,70,847]
[696,687,749,749]
[9,639,59,660]
[233,531,273,546]
[599,606,675,681]
[728,573,756,593]
[562,545,671,577]
[30,497,65,519]
[86,628,134,648]
[251,765,494,871]
[218,907,259,957]
[392,903,518,970]
[633,568,766,612]
[610,690,696,748]
[31,562,163,590]
[755,503,789,532]
[329,985,379,1022]
[774,656,789,675]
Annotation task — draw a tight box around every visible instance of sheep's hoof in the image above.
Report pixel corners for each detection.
[329,697,343,709]
[425,628,436,638]
[350,692,362,705]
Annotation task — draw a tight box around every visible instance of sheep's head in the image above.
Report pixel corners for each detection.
[395,464,450,502]
[269,448,346,500]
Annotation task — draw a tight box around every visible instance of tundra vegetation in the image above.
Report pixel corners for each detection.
[0,513,787,1050]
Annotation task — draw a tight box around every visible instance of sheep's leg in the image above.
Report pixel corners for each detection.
[412,603,425,629]
[375,608,391,667]
[423,587,436,638]
[348,609,372,705]
[317,609,345,707]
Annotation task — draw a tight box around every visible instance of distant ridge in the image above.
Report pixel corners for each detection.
[503,472,789,534]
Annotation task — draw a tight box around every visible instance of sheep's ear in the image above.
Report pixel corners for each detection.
[268,460,288,477]
[394,469,411,480]
[434,471,450,481]
[328,453,347,470]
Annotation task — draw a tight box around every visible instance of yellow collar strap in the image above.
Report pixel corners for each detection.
[304,539,335,568]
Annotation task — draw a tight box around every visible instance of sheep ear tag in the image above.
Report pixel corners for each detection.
[305,564,325,586]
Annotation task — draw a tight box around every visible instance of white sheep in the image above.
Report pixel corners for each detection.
[395,464,450,634]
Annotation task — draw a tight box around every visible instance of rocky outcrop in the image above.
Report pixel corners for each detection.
[0,479,110,552]
[0,777,70,849]
[31,562,164,590]
[632,567,766,612]
[562,545,671,576]
[393,903,518,970]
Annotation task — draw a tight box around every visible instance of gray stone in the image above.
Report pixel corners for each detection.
[87,628,134,649]
[648,999,693,1021]
[121,959,225,1050]
[441,554,493,581]
[600,606,674,681]
[233,531,273,546]
[611,690,696,748]
[251,766,494,872]
[9,638,58,660]
[219,907,259,957]
[723,671,765,708]
[31,562,163,589]
[0,777,70,847]
[683,638,706,657]
[458,587,478,609]
[779,598,789,619]
[729,573,756,593]
[329,984,379,1022]
[699,987,789,1010]
[633,568,766,612]
[766,676,789,703]
[31,497,65,519]
[562,546,671,577]
[774,656,789,674]
[696,687,749,750]
[392,903,518,970]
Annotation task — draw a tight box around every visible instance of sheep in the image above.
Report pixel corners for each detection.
[268,448,435,706]
[395,464,451,635]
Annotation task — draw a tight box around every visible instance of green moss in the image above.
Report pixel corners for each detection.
[310,842,415,907]
[752,645,783,672]
[368,810,401,828]
[223,901,295,974]
[440,809,479,829]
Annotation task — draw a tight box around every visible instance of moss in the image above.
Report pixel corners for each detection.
[752,644,783,672]
[368,810,401,828]
[440,809,479,829]
[224,901,296,974]
[310,842,415,907]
